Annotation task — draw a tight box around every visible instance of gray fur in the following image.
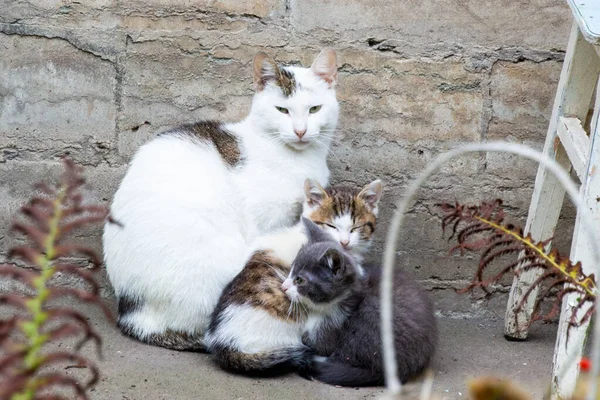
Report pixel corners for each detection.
[291,219,362,306]
[293,218,438,386]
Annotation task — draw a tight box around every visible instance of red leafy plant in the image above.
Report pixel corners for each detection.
[0,159,114,399]
[438,199,597,331]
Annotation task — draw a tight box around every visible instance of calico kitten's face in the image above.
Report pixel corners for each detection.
[282,218,359,309]
[251,50,339,151]
[302,179,383,256]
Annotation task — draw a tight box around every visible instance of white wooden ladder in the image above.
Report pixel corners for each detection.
[503,2,600,398]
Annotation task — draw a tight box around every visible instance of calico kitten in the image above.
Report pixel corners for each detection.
[204,179,382,374]
[103,49,339,350]
[303,178,381,264]
[286,218,437,387]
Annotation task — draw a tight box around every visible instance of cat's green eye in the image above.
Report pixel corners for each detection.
[294,277,305,286]
[276,106,289,114]
[309,105,322,114]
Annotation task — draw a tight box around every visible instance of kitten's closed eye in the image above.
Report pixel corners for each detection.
[316,221,337,230]
[350,225,364,232]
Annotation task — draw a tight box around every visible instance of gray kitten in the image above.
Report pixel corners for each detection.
[283,218,438,386]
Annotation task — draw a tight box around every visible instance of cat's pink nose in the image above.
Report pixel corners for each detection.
[282,278,292,292]
[294,129,306,139]
[340,239,350,248]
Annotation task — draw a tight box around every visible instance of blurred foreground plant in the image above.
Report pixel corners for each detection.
[0,159,114,399]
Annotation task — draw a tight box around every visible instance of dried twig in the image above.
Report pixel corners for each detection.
[438,199,596,334]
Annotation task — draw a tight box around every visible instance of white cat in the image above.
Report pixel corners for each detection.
[103,49,339,350]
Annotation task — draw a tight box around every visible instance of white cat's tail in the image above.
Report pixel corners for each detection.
[118,321,206,351]
[209,343,311,376]
[117,296,206,351]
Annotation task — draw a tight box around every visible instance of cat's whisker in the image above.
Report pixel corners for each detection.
[320,136,350,151]
[299,300,309,316]
[319,131,344,140]
[260,261,287,281]
[319,128,346,138]
[262,135,287,147]
[292,301,299,321]
[318,133,351,151]
[289,296,302,321]
[314,138,342,163]
[320,135,344,141]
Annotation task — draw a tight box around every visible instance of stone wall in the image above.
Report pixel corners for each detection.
[0,0,574,317]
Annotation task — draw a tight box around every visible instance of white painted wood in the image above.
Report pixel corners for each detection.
[551,75,600,400]
[557,116,590,180]
[505,23,600,340]
[567,0,600,44]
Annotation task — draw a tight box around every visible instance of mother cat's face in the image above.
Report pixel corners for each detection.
[251,49,340,151]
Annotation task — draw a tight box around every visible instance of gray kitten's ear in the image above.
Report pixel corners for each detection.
[311,48,338,87]
[323,248,345,277]
[304,178,327,207]
[253,51,280,91]
[302,217,331,244]
[358,179,383,212]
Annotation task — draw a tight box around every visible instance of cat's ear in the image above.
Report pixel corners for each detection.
[304,179,327,207]
[302,217,331,243]
[358,180,383,213]
[253,51,280,91]
[323,248,345,277]
[311,48,338,87]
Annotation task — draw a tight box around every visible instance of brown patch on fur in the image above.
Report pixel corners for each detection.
[119,322,205,351]
[164,121,242,167]
[253,52,297,97]
[143,330,205,351]
[222,250,306,321]
[276,68,297,97]
[210,344,308,374]
[308,186,377,242]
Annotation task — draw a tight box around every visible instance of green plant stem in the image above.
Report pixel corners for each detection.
[14,188,66,400]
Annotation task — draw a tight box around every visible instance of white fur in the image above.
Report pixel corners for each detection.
[304,304,348,343]
[250,223,308,266]
[103,55,339,340]
[205,304,304,353]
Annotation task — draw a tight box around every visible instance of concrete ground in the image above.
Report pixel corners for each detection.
[43,303,558,400]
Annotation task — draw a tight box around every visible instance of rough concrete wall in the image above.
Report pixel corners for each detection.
[0,0,574,316]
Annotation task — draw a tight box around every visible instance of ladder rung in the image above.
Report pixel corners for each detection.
[557,116,590,180]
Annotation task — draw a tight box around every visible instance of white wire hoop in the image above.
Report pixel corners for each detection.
[380,141,600,399]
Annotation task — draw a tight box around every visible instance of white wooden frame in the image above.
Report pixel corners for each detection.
[503,10,600,398]
[504,23,599,340]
